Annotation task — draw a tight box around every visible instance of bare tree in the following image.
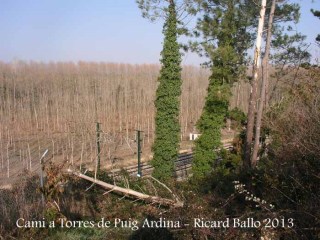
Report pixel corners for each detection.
[244,0,267,168]
[251,0,276,166]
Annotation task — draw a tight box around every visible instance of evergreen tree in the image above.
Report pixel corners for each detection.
[151,0,182,181]
[311,9,320,44]
[191,0,253,179]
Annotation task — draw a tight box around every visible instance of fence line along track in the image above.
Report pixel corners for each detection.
[107,143,233,180]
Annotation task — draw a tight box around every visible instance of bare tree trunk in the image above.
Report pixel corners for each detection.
[72,171,183,207]
[244,0,267,168]
[252,0,276,166]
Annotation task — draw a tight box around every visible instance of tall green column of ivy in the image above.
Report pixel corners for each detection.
[192,52,233,179]
[152,1,182,181]
[192,1,250,179]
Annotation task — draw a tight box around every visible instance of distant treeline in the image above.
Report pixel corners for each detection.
[0,61,253,141]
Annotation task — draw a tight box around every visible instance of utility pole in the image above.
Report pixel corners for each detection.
[40,149,48,209]
[136,130,143,177]
[96,122,101,175]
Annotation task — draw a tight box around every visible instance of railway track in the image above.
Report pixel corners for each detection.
[108,143,233,180]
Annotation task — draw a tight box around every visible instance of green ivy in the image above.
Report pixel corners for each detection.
[192,1,248,179]
[152,1,182,181]
[192,69,231,179]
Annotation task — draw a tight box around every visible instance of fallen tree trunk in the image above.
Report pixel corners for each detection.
[72,171,183,208]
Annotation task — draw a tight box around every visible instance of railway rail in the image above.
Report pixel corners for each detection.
[107,143,233,180]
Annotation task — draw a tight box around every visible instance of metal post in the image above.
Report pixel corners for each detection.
[96,122,101,175]
[136,130,143,177]
[40,149,48,208]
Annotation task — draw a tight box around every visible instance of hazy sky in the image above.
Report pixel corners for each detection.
[0,0,319,65]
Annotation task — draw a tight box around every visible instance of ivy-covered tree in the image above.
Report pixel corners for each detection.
[148,0,182,181]
[137,0,200,181]
[191,0,254,179]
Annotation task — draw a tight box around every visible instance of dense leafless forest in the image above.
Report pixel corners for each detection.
[0,61,240,185]
[0,60,299,186]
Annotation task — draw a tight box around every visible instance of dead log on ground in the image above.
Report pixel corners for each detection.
[72,171,183,208]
